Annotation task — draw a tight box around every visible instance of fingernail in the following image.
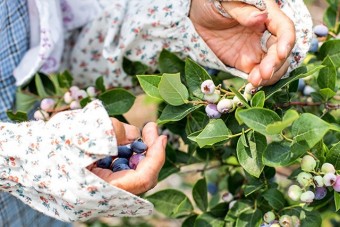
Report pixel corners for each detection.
[161,136,167,147]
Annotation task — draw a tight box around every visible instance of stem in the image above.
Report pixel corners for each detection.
[219,88,234,96]
[307,151,318,160]
[280,204,303,212]
[180,164,221,174]
[227,128,251,139]
[274,101,340,110]
[189,100,208,105]
[281,133,293,142]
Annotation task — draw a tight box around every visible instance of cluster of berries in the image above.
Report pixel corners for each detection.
[96,139,147,172]
[288,155,339,203]
[201,80,256,119]
[261,212,300,227]
[309,24,329,53]
[34,86,96,121]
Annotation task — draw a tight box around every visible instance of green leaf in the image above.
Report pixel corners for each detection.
[236,131,266,177]
[122,57,148,75]
[235,209,262,227]
[146,189,193,218]
[194,213,225,227]
[6,110,28,122]
[251,91,265,107]
[158,104,202,124]
[291,113,332,148]
[158,158,180,182]
[326,141,340,170]
[317,56,336,90]
[195,119,231,147]
[182,215,198,227]
[58,71,73,88]
[98,89,135,115]
[229,86,251,108]
[209,203,229,218]
[185,111,209,135]
[159,49,185,74]
[238,108,281,135]
[48,74,64,96]
[266,109,299,134]
[158,73,189,106]
[225,200,252,222]
[319,88,336,100]
[193,178,208,212]
[35,74,50,98]
[244,174,264,196]
[323,6,337,29]
[185,58,212,99]
[263,142,297,167]
[15,91,39,112]
[137,75,162,100]
[263,66,324,99]
[318,40,340,66]
[95,76,106,93]
[262,188,286,210]
[334,191,340,212]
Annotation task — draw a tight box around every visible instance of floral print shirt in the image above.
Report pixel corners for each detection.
[0,100,153,222]
[5,0,312,222]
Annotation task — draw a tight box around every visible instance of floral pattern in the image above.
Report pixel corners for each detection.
[0,100,153,222]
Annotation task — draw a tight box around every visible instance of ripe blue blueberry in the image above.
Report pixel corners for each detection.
[297,79,306,92]
[118,145,133,159]
[205,104,221,119]
[314,187,327,200]
[97,156,113,169]
[313,24,329,37]
[303,85,316,96]
[129,154,146,170]
[308,37,319,53]
[206,68,219,76]
[131,140,148,154]
[113,158,129,166]
[207,182,218,195]
[112,163,131,172]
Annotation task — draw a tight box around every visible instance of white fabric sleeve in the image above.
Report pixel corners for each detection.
[0,100,153,222]
[69,0,312,87]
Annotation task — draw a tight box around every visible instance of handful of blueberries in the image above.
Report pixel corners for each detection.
[96,139,147,172]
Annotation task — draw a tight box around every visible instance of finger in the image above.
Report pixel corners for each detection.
[221,1,267,32]
[248,65,262,87]
[264,0,295,59]
[259,43,287,80]
[122,122,140,144]
[141,122,159,146]
[260,59,290,86]
[111,118,140,145]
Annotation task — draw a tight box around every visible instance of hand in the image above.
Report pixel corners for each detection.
[88,120,167,195]
[189,0,296,87]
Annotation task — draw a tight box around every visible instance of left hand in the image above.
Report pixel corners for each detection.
[88,120,167,195]
[189,0,296,87]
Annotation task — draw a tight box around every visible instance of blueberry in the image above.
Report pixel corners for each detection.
[314,187,327,200]
[201,80,216,95]
[313,24,329,37]
[97,156,113,169]
[129,154,146,170]
[297,79,305,92]
[206,68,219,76]
[308,37,319,53]
[118,145,133,158]
[323,172,337,186]
[321,163,336,174]
[205,104,221,119]
[40,98,56,112]
[303,85,316,96]
[203,91,220,103]
[263,211,275,223]
[217,98,234,113]
[207,182,218,195]
[296,172,313,187]
[300,191,315,203]
[113,158,129,166]
[112,163,131,172]
[301,155,316,172]
[131,140,148,154]
[288,185,302,201]
[333,176,340,192]
[279,215,293,227]
[33,110,50,121]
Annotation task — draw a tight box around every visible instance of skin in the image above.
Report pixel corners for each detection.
[88,120,167,195]
[189,0,296,87]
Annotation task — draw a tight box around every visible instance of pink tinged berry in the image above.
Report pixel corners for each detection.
[244,83,257,95]
[321,163,335,174]
[201,80,216,95]
[70,100,81,110]
[86,86,96,97]
[205,104,221,119]
[314,175,324,187]
[291,215,300,227]
[129,153,145,170]
[313,24,329,37]
[63,91,73,104]
[279,215,293,227]
[203,91,220,103]
[301,155,316,172]
[69,85,80,94]
[314,187,327,200]
[74,89,88,100]
[34,110,49,121]
[263,211,275,224]
[217,98,234,113]
[300,191,315,203]
[297,172,313,187]
[323,173,337,186]
[333,176,340,192]
[222,192,233,203]
[40,98,55,112]
[288,185,302,201]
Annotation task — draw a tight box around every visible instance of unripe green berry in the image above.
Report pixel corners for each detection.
[203,91,220,103]
[288,185,302,201]
[201,80,216,94]
[217,98,234,113]
[300,191,315,203]
[297,172,313,187]
[300,155,316,172]
[232,96,244,107]
[244,83,257,94]
[279,215,293,227]
[314,175,324,187]
[270,223,280,227]
[243,92,252,102]
[321,163,335,174]
[263,211,275,223]
[291,215,300,227]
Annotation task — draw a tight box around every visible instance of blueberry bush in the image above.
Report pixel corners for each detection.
[8,2,340,226]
